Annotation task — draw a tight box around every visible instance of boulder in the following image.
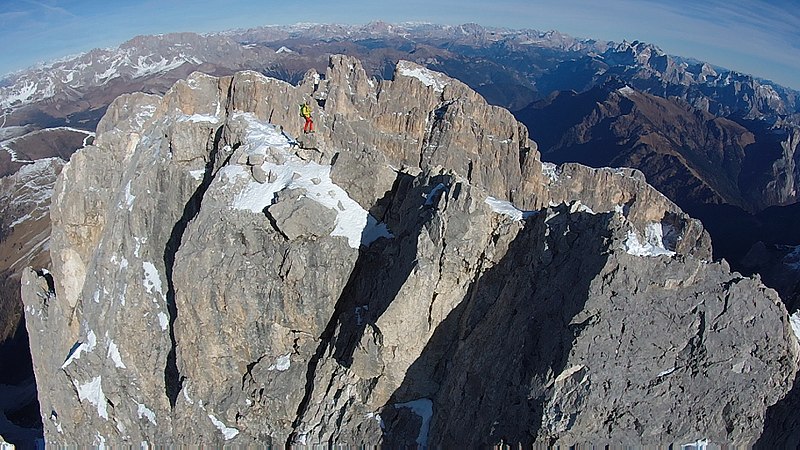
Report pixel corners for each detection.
[251,165,267,184]
[266,189,337,240]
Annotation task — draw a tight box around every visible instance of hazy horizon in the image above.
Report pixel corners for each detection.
[1,0,798,89]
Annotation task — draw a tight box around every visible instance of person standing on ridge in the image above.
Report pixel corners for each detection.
[300,102,314,133]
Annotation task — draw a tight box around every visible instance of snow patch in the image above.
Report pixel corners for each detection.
[131,55,188,77]
[107,339,126,369]
[485,196,536,221]
[157,312,169,331]
[2,158,60,220]
[124,181,135,209]
[276,46,294,53]
[658,367,676,377]
[268,354,292,372]
[115,419,126,434]
[53,126,94,138]
[783,245,800,271]
[365,412,385,429]
[618,86,635,96]
[570,201,595,214]
[228,113,393,248]
[1,81,38,109]
[360,215,393,247]
[137,402,157,425]
[142,262,166,302]
[75,376,108,419]
[623,223,675,257]
[178,114,220,124]
[208,414,239,440]
[94,64,120,84]
[397,60,449,92]
[189,169,206,180]
[96,432,106,449]
[61,329,98,368]
[133,236,147,258]
[681,439,710,450]
[554,365,585,383]
[7,209,32,229]
[790,311,800,344]
[86,329,97,350]
[119,284,128,306]
[182,387,194,405]
[394,398,433,448]
[541,162,559,182]
[133,104,157,129]
[1,137,34,163]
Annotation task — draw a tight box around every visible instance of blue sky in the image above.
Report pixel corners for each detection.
[1,0,799,89]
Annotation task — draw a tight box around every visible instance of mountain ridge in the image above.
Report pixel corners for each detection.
[517,82,799,213]
[3,22,797,190]
[2,22,800,446]
[2,23,797,122]
[19,55,798,446]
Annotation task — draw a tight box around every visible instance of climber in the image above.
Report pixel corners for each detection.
[300,101,314,134]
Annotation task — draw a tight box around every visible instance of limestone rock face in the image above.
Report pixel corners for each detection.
[21,57,799,447]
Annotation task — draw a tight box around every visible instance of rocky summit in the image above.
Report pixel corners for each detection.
[21,55,800,447]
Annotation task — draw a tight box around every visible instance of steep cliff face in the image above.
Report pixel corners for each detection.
[21,56,799,446]
[0,157,63,444]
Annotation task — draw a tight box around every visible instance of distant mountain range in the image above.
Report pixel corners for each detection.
[2,22,800,446]
[2,22,798,127]
[517,81,798,212]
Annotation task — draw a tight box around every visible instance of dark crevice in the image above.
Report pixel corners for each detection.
[163,125,231,408]
[0,269,43,447]
[0,326,43,447]
[380,207,614,447]
[35,269,55,294]
[518,142,531,173]
[263,207,289,240]
[419,101,452,169]
[287,310,342,448]
[756,369,800,448]
[331,174,451,368]
[713,292,731,323]
[369,168,414,223]
[241,354,268,390]
[287,170,430,446]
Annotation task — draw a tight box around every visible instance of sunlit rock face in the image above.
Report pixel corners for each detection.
[21,56,798,447]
